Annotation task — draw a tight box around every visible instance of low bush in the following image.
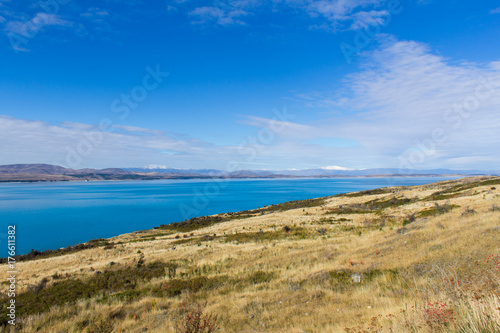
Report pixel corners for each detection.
[0,262,168,318]
[344,187,393,197]
[247,271,274,285]
[176,305,219,333]
[461,206,476,216]
[489,204,500,212]
[327,197,414,215]
[417,202,458,218]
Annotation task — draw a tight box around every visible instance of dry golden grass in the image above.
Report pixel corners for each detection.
[1,176,499,332]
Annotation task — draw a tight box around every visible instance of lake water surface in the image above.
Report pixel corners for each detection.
[0,177,458,255]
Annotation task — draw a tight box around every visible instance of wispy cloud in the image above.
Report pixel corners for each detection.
[1,8,74,51]
[347,9,389,29]
[303,0,389,30]
[184,0,392,30]
[80,7,109,19]
[189,6,248,25]
[490,7,500,14]
[188,0,260,26]
[4,12,72,37]
[240,115,316,139]
[0,114,372,170]
[296,37,500,169]
[0,116,219,169]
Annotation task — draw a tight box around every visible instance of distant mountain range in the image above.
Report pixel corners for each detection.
[126,166,498,177]
[0,164,146,182]
[0,164,497,183]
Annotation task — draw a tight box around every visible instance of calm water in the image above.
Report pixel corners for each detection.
[0,177,457,255]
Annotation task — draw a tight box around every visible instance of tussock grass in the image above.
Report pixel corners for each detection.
[1,176,499,332]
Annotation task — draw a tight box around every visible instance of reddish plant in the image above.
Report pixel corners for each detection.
[176,306,219,333]
[422,301,454,328]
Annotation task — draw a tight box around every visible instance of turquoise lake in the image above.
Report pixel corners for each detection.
[0,177,458,255]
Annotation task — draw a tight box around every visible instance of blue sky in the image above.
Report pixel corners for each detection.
[1,0,499,171]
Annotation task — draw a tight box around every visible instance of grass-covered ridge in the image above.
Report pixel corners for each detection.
[1,176,499,332]
[159,197,329,232]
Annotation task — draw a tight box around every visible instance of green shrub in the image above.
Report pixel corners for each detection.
[329,270,353,291]
[1,262,168,318]
[417,202,458,218]
[247,271,274,285]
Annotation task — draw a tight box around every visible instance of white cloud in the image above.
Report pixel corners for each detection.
[347,9,389,29]
[189,0,259,25]
[113,125,164,135]
[5,13,72,37]
[186,0,391,30]
[297,37,500,169]
[0,116,221,169]
[240,115,316,139]
[189,6,247,25]
[490,7,500,14]
[303,0,389,29]
[1,115,354,170]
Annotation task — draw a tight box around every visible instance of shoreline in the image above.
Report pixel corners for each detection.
[0,173,471,184]
[1,175,465,259]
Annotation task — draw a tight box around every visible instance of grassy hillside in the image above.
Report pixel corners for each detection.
[1,176,499,332]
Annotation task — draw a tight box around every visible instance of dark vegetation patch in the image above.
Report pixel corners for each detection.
[344,187,394,198]
[246,271,275,285]
[402,212,417,226]
[140,232,172,238]
[223,227,307,243]
[128,237,156,243]
[159,215,230,233]
[416,202,459,218]
[159,198,328,232]
[0,259,277,325]
[424,178,500,201]
[174,227,309,245]
[254,197,328,213]
[171,227,307,246]
[326,197,414,215]
[0,239,119,263]
[328,269,399,291]
[489,204,500,212]
[0,262,168,323]
[152,270,275,298]
[172,234,217,246]
[317,217,352,224]
[153,276,230,297]
[172,237,200,245]
[461,206,476,216]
